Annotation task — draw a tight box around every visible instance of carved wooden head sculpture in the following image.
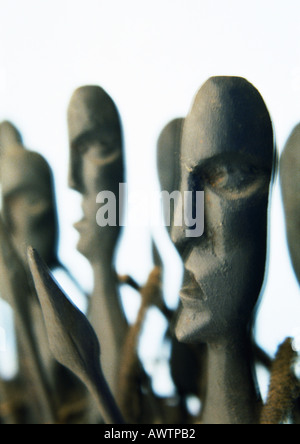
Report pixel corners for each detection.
[67,86,124,264]
[157,118,184,235]
[0,126,59,268]
[280,124,300,285]
[172,76,275,344]
[157,118,183,195]
[0,120,23,153]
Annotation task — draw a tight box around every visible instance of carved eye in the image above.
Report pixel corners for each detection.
[197,156,269,199]
[86,142,112,159]
[207,162,258,188]
[76,136,121,166]
[86,142,121,166]
[5,190,51,223]
[77,140,108,156]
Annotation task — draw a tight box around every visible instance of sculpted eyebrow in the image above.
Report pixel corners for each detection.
[72,128,121,152]
[192,152,272,177]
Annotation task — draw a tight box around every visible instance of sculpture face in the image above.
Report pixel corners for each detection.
[1,151,58,267]
[68,86,124,264]
[280,125,300,285]
[172,77,274,344]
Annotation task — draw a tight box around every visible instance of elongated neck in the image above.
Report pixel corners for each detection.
[201,334,261,424]
[89,260,127,396]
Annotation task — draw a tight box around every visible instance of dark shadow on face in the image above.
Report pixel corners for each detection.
[67,86,124,264]
[280,124,300,286]
[1,150,59,268]
[171,76,275,344]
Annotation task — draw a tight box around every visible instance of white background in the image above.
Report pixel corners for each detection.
[0,0,299,394]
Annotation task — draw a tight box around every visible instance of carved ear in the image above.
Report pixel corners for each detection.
[27,246,125,425]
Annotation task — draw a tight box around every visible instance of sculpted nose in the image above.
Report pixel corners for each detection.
[171,189,206,259]
[68,151,85,193]
[171,201,191,259]
[68,169,77,191]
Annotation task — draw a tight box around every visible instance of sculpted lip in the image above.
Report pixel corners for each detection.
[73,219,88,232]
[179,269,204,304]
